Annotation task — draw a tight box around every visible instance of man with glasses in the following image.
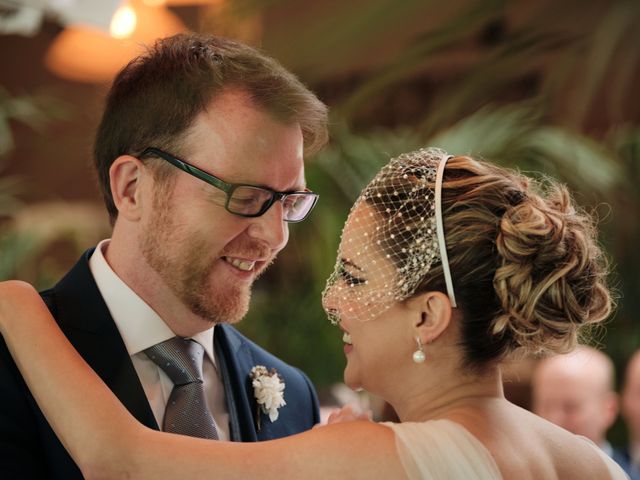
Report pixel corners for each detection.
[0,33,328,479]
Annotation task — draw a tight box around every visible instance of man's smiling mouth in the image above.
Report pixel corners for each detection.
[222,257,256,272]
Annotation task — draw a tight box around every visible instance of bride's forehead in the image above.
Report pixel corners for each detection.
[340,203,378,246]
[338,203,398,275]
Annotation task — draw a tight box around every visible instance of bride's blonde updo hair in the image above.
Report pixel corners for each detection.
[369,155,612,369]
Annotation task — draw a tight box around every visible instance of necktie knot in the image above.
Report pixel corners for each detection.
[144,337,205,386]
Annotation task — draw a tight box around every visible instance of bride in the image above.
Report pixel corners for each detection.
[0,148,627,479]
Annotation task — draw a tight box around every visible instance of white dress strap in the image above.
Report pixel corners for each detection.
[382,419,502,480]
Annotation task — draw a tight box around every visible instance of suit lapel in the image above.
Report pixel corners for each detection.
[214,325,257,442]
[50,249,158,430]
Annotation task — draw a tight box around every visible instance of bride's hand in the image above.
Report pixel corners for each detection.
[320,404,373,427]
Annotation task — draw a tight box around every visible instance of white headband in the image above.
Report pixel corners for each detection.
[435,154,457,307]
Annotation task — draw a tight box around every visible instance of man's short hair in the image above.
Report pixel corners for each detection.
[94,33,328,223]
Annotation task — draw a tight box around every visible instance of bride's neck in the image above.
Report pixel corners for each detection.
[391,365,505,422]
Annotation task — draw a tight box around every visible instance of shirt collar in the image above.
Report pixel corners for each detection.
[89,239,217,366]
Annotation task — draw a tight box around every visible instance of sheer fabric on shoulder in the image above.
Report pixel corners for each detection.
[382,419,501,480]
[383,420,630,480]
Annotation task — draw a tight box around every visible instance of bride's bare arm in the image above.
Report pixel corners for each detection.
[0,281,141,477]
[0,281,402,479]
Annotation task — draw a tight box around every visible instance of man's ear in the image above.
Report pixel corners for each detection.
[408,291,453,345]
[109,155,146,221]
[603,391,620,430]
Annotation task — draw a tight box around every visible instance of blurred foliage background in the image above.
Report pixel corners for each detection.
[1,0,639,440]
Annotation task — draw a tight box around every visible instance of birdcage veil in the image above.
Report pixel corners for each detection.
[322,147,456,325]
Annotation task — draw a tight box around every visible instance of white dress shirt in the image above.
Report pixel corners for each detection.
[89,239,230,440]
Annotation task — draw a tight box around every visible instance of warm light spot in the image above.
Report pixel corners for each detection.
[110,5,137,39]
[143,0,166,5]
[46,2,186,83]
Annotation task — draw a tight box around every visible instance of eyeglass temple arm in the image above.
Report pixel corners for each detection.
[143,147,232,193]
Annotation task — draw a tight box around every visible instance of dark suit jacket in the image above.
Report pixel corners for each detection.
[0,249,320,479]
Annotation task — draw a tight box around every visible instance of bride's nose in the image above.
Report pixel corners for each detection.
[321,288,341,325]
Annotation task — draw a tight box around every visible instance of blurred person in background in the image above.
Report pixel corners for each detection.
[532,346,637,479]
[621,350,640,479]
[0,32,328,479]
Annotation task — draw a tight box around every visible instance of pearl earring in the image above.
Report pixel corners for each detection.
[412,337,426,364]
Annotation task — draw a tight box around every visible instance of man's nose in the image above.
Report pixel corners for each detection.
[246,201,288,251]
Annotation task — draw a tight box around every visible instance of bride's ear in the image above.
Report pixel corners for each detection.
[408,291,452,345]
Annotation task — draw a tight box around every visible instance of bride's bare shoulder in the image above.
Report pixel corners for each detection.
[455,403,613,480]
[524,411,613,479]
[510,408,611,480]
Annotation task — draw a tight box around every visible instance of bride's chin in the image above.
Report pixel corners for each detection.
[343,368,362,391]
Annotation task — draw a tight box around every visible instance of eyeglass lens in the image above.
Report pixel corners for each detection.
[228,186,316,221]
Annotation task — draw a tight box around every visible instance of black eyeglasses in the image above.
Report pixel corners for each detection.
[140,147,319,223]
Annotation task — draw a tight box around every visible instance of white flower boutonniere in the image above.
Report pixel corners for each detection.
[250,365,286,430]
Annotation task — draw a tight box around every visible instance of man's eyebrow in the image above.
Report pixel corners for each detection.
[341,257,364,272]
[285,180,307,192]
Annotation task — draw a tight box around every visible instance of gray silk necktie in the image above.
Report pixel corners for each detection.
[144,337,219,439]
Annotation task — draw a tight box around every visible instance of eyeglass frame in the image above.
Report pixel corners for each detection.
[139,147,319,223]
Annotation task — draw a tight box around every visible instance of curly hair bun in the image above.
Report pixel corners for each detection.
[492,180,611,355]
